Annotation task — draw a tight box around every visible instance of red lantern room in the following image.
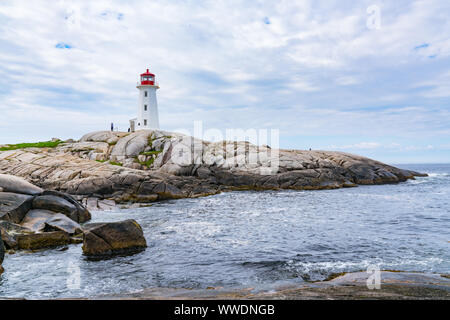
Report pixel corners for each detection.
[140,68,156,85]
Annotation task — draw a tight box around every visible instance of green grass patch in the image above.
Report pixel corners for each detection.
[0,140,63,151]
[139,150,162,156]
[109,161,123,166]
[95,159,107,163]
[136,156,155,168]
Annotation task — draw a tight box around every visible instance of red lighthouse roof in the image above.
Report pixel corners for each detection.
[140,68,156,85]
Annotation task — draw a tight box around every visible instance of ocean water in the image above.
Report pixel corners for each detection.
[0,164,449,299]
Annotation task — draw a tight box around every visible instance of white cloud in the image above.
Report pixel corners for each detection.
[325,142,437,153]
[415,71,450,98]
[335,76,359,86]
[344,142,381,149]
[0,0,448,162]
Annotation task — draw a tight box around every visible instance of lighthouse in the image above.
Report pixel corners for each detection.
[130,68,160,131]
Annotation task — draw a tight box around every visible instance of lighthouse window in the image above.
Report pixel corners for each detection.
[144,105,147,111]
[144,91,147,97]
[144,120,147,126]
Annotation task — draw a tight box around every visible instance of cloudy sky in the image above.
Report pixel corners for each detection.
[0,0,449,163]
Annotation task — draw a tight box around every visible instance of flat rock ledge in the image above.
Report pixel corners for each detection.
[93,271,450,300]
[0,130,426,209]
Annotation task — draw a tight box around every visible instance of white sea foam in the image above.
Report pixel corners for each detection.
[287,257,444,275]
[407,179,428,185]
[427,173,449,177]
[287,259,376,273]
[345,193,407,201]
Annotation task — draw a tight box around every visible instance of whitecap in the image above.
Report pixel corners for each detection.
[427,173,450,178]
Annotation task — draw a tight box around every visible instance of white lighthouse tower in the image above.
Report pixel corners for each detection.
[130,68,160,131]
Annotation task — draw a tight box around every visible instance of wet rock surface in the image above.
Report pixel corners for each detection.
[32,194,89,223]
[95,272,450,300]
[0,221,33,249]
[21,209,82,235]
[0,130,426,207]
[82,219,147,257]
[0,174,151,275]
[16,231,71,250]
[42,190,91,223]
[0,174,89,255]
[0,236,4,269]
[0,192,33,223]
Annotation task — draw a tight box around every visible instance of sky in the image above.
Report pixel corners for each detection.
[0,0,449,164]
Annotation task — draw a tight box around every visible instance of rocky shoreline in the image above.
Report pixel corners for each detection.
[0,130,426,210]
[0,173,147,273]
[89,271,450,300]
[0,130,433,297]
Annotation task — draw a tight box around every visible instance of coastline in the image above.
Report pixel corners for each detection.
[1,132,440,300]
[73,271,450,300]
[0,130,426,211]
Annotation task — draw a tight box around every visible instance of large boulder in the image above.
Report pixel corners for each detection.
[0,174,91,252]
[33,195,77,216]
[82,219,147,257]
[32,194,90,224]
[16,231,71,250]
[0,174,43,195]
[41,190,91,223]
[0,221,33,249]
[80,131,120,144]
[111,130,153,159]
[0,192,33,223]
[21,209,82,235]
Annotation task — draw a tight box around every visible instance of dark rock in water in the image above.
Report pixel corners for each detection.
[42,190,91,223]
[0,192,33,223]
[20,210,53,232]
[44,216,82,235]
[16,231,71,250]
[0,221,31,234]
[1,228,18,250]
[0,176,90,252]
[82,219,147,257]
[21,209,82,235]
[0,174,43,196]
[0,221,33,249]
[0,235,5,266]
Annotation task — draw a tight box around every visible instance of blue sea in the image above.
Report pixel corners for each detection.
[0,164,449,298]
